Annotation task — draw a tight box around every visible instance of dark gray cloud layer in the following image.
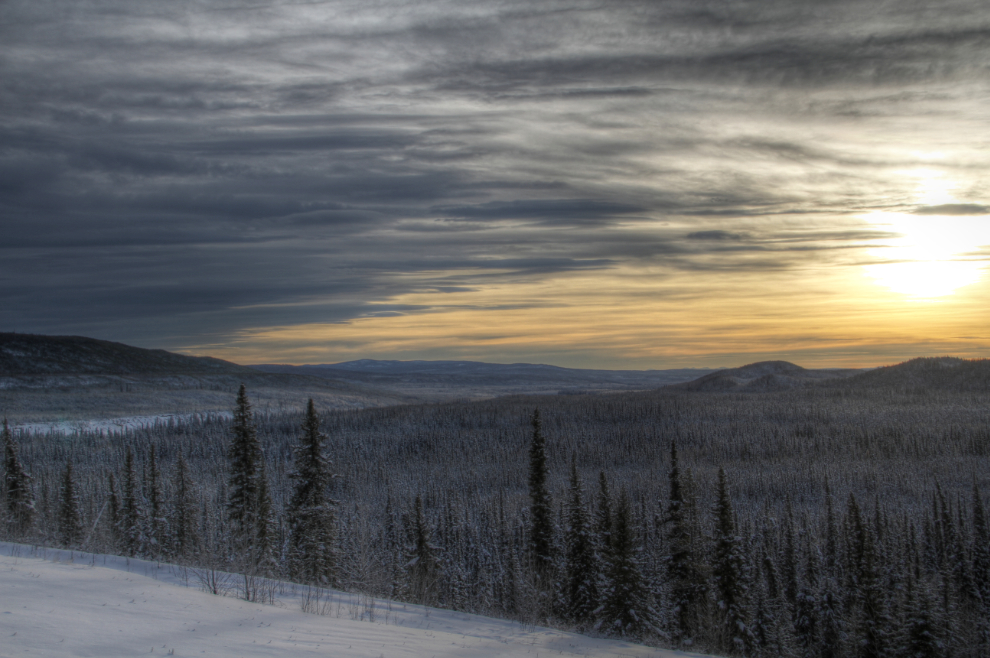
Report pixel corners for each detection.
[1,0,988,355]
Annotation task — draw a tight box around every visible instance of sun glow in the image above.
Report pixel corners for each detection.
[863,212,987,299]
[862,172,989,299]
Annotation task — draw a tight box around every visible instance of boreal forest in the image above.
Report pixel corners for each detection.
[4,357,990,657]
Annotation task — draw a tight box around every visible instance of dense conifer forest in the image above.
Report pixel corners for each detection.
[3,373,989,657]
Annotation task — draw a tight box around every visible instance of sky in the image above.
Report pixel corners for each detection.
[2,0,989,369]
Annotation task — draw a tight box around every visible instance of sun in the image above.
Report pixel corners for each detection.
[862,172,989,299]
[864,258,983,298]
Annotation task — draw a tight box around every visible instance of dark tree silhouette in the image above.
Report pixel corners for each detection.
[3,418,35,536]
[528,409,553,577]
[286,399,337,585]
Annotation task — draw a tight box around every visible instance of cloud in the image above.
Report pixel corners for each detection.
[431,199,649,225]
[914,204,989,215]
[1,0,988,364]
[686,230,746,241]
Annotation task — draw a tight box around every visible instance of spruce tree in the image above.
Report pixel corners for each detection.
[794,537,820,658]
[3,418,35,537]
[120,447,145,557]
[253,457,277,576]
[596,471,614,564]
[226,385,263,567]
[664,439,705,645]
[106,472,122,552]
[819,570,845,658]
[971,482,990,650]
[856,524,891,658]
[171,453,200,560]
[286,399,337,585]
[825,478,838,573]
[57,460,83,548]
[145,445,165,558]
[901,578,944,658]
[712,467,753,656]
[782,501,799,610]
[407,494,438,604]
[599,488,658,639]
[528,409,553,576]
[564,454,598,627]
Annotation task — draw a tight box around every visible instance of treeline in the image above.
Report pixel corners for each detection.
[2,384,990,657]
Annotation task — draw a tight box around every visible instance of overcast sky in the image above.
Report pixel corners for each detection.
[2,0,989,368]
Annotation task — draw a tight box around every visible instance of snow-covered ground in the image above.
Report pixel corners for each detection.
[0,543,714,658]
[12,413,232,436]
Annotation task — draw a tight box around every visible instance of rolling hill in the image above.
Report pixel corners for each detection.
[250,359,715,399]
[823,356,990,393]
[0,333,410,424]
[669,360,861,392]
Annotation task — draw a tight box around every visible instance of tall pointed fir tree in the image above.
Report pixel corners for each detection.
[664,439,706,645]
[850,497,891,658]
[528,409,554,578]
[171,453,200,560]
[712,467,753,656]
[106,472,122,552]
[120,447,145,557]
[407,494,438,604]
[145,445,165,558]
[226,384,263,569]
[794,535,820,658]
[253,457,277,576]
[3,418,35,537]
[564,454,598,628]
[286,399,337,585]
[971,482,990,648]
[596,471,614,564]
[900,576,944,658]
[599,487,658,639]
[57,459,83,548]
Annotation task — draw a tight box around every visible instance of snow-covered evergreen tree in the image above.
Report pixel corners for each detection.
[598,487,658,639]
[286,399,337,585]
[106,472,122,552]
[528,409,554,579]
[120,447,145,557]
[145,444,165,558]
[226,385,263,567]
[793,538,820,658]
[57,459,82,548]
[563,454,598,628]
[819,571,845,658]
[407,494,438,604]
[712,467,753,656]
[971,482,990,649]
[664,439,706,645]
[3,418,35,537]
[900,578,944,658]
[171,453,200,560]
[253,457,278,576]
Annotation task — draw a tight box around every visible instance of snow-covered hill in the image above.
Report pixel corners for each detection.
[0,543,715,658]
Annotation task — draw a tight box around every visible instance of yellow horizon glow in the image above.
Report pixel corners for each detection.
[190,247,990,369]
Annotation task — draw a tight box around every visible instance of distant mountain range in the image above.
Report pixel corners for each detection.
[2,333,987,404]
[668,357,990,393]
[249,359,716,393]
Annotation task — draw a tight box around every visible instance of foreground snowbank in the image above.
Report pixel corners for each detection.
[1,543,714,658]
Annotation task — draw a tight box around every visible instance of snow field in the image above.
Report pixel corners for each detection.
[0,544,713,658]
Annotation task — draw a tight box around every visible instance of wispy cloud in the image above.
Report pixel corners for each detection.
[2,0,989,366]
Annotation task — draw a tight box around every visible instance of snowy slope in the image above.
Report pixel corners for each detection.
[0,543,716,658]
